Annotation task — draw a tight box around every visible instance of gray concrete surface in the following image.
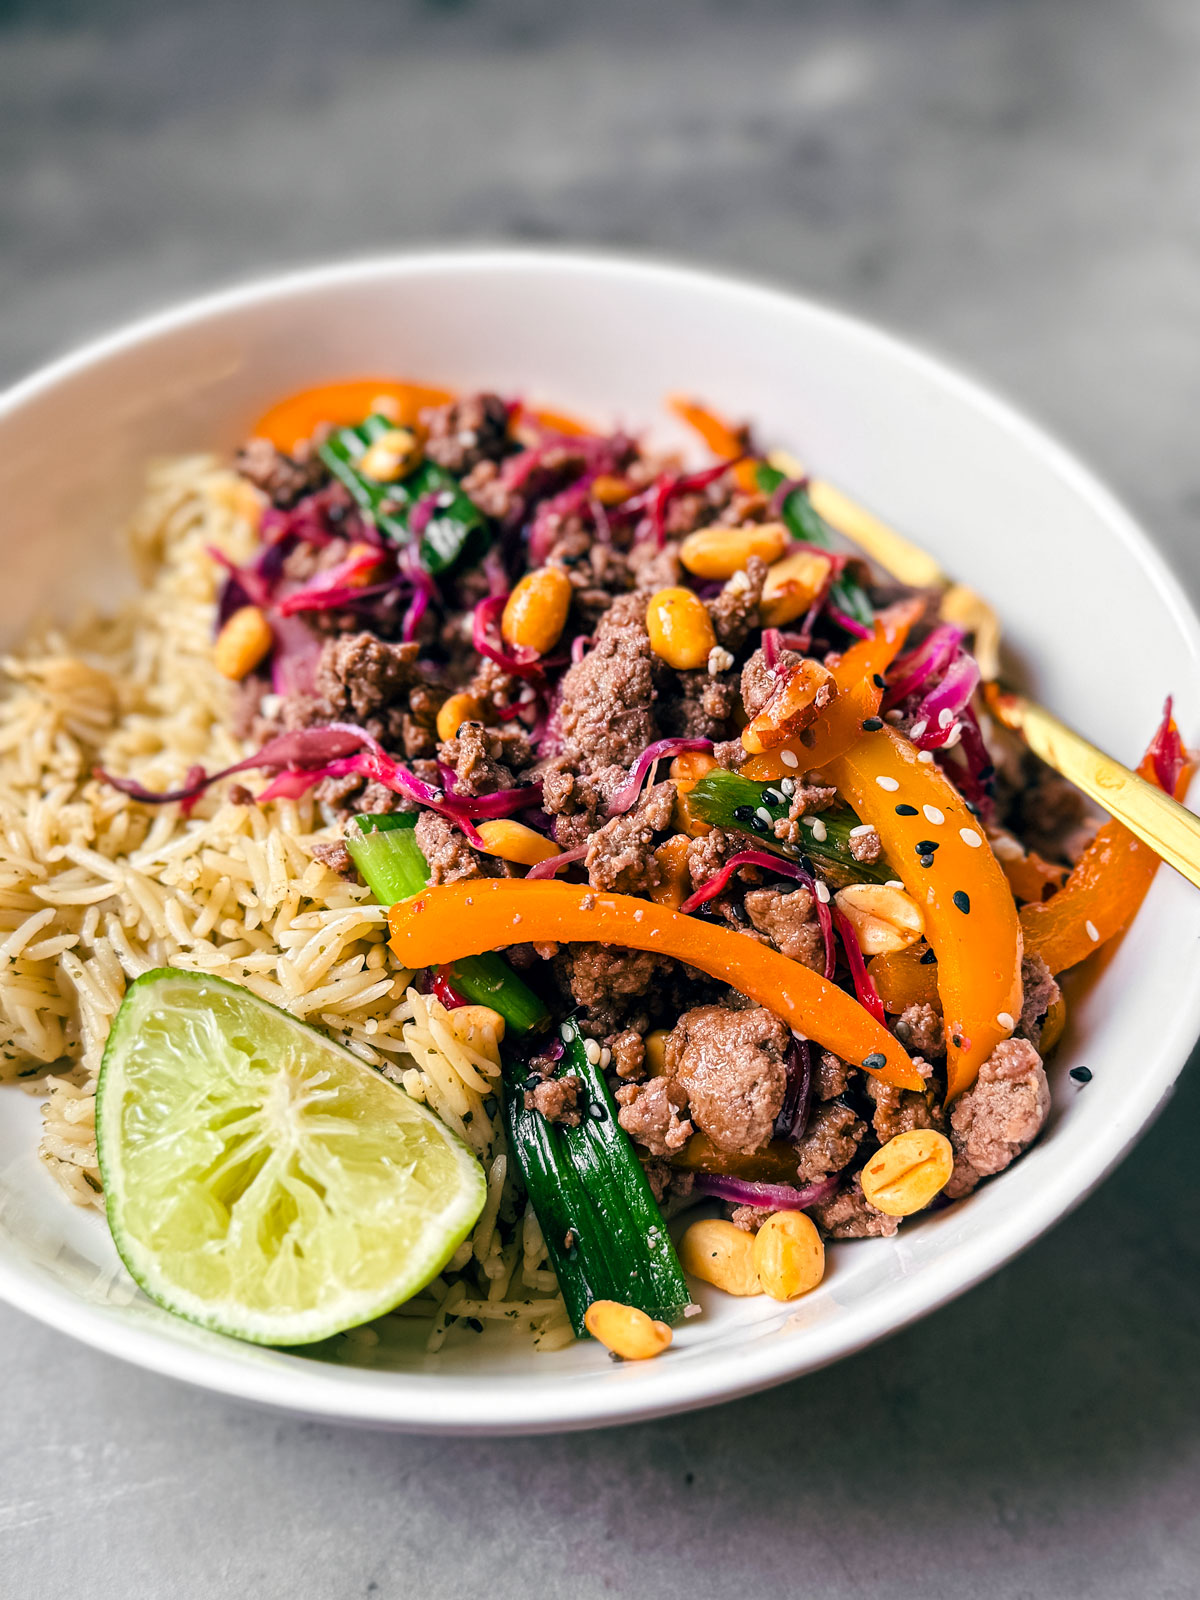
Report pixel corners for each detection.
[3,1,1200,1595]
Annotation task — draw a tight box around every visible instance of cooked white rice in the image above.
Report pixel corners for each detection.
[0,458,571,1351]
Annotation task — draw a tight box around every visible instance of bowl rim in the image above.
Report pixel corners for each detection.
[2,245,1199,1434]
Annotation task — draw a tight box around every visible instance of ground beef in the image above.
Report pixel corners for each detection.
[235,435,328,507]
[413,812,485,885]
[460,458,515,521]
[538,760,625,850]
[741,644,803,718]
[585,780,675,894]
[664,1004,789,1155]
[708,557,766,651]
[848,826,882,864]
[421,392,510,475]
[730,1205,773,1234]
[627,539,683,594]
[657,669,740,741]
[437,721,518,797]
[553,944,667,1037]
[945,1038,1050,1199]
[810,1176,901,1239]
[524,1074,584,1128]
[866,1078,945,1143]
[309,838,356,878]
[684,827,760,891]
[768,779,839,847]
[312,632,419,723]
[1016,768,1096,863]
[642,1158,696,1206]
[742,886,825,972]
[608,1027,645,1079]
[1018,953,1061,1049]
[556,593,659,770]
[793,1102,866,1183]
[813,1050,852,1100]
[615,1077,693,1156]
[893,1002,946,1060]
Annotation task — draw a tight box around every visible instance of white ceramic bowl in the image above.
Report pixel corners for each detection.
[1,251,1198,1434]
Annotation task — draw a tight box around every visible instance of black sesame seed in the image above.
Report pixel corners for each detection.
[919,946,938,965]
[466,1317,484,1333]
[862,1052,887,1071]
[953,890,971,914]
[862,717,884,732]
[918,854,934,869]
[978,764,996,783]
[1070,1065,1093,1084]
[965,801,981,817]
[733,805,756,825]
[522,1075,542,1092]
[762,789,784,808]
[916,840,940,854]
[483,1096,498,1117]
[587,1101,607,1122]
[799,854,815,876]
[873,674,887,688]
[952,1034,963,1048]
[895,804,919,817]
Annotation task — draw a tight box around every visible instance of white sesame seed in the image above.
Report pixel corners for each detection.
[633,907,644,922]
[938,708,955,729]
[512,913,522,925]
[910,720,928,740]
[756,807,773,825]
[780,749,799,769]
[885,710,904,723]
[1086,919,1100,942]
[996,1011,1015,1031]
[780,778,796,796]
[561,1023,573,1042]
[991,834,1023,861]
[917,750,935,764]
[923,805,945,826]
[875,775,900,792]
[600,1047,612,1069]
[849,824,874,838]
[437,490,456,508]
[519,687,537,705]
[810,818,828,842]
[814,881,831,904]
[942,722,964,749]
[959,827,983,848]
[584,1039,602,1065]
[727,569,752,594]
[885,880,906,890]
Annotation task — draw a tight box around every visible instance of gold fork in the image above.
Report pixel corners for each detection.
[768,451,1200,892]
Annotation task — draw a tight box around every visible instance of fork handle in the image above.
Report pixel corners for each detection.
[985,685,1200,892]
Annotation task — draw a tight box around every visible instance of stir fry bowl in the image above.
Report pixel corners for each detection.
[1,250,1198,1433]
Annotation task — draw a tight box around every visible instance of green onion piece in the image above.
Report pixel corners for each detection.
[503,1019,692,1336]
[686,770,893,886]
[345,814,549,1034]
[318,413,489,574]
[756,462,875,628]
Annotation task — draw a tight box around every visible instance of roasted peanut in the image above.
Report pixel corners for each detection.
[752,1211,825,1301]
[860,1128,954,1217]
[436,692,483,742]
[1039,995,1067,1054]
[501,566,573,656]
[679,522,789,580]
[643,1027,670,1077]
[213,605,273,680]
[584,1300,673,1360]
[833,882,925,956]
[474,819,562,868]
[590,474,634,505]
[647,835,692,908]
[741,659,837,754]
[645,587,716,671]
[760,548,834,626]
[680,1218,762,1297]
[358,427,421,482]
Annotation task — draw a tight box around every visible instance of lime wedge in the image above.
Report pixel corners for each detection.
[96,969,486,1345]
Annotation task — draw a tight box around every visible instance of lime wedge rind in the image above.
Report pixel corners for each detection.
[96,969,487,1346]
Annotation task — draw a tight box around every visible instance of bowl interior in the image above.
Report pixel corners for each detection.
[2,252,1198,1432]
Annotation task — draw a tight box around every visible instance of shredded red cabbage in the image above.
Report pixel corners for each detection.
[773,1038,812,1142]
[768,475,808,517]
[761,627,782,671]
[909,649,981,749]
[607,738,713,817]
[95,726,367,807]
[831,906,886,1026]
[679,849,835,979]
[939,705,996,820]
[276,546,396,616]
[472,595,543,680]
[207,547,273,610]
[400,551,439,644]
[644,459,738,549]
[526,843,588,880]
[824,604,873,640]
[884,625,964,709]
[571,634,591,665]
[1149,696,1186,792]
[430,968,469,1010]
[692,1170,840,1212]
[269,613,322,698]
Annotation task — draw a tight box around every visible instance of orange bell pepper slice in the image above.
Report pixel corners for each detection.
[672,1131,807,1185]
[824,726,1022,1101]
[251,378,455,453]
[389,879,923,1091]
[1020,717,1193,975]
[740,599,923,782]
[667,394,761,493]
[999,846,1068,906]
[868,944,939,1015]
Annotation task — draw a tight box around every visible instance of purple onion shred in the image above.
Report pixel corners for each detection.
[692,1171,839,1212]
